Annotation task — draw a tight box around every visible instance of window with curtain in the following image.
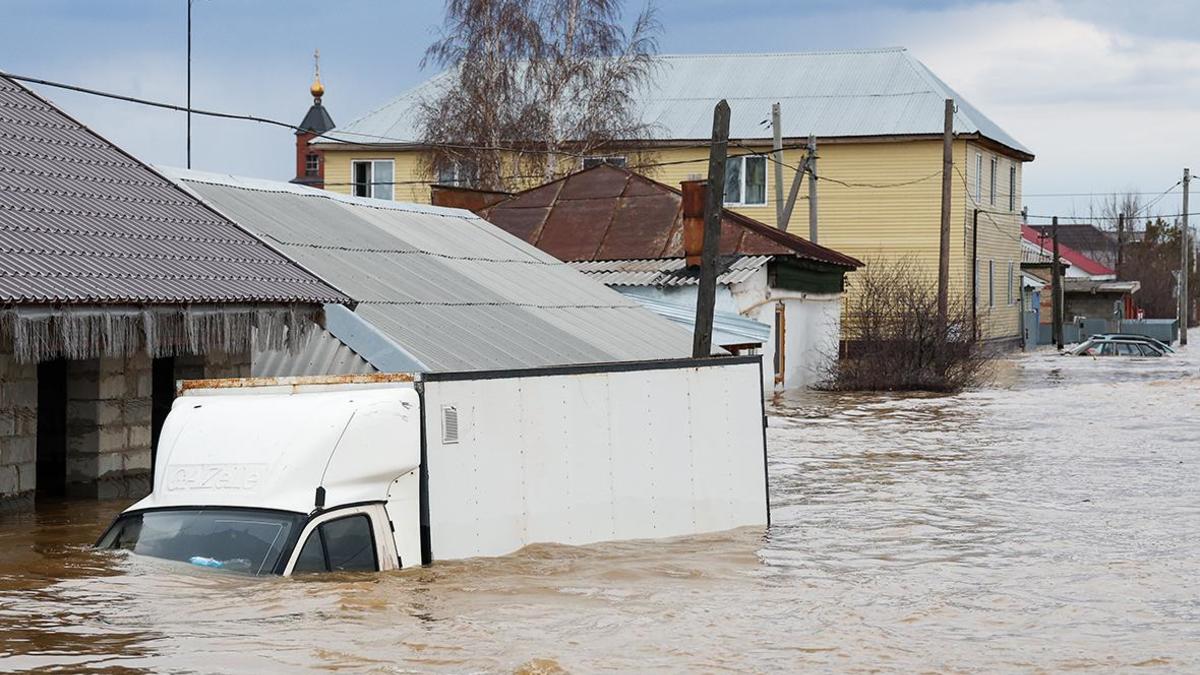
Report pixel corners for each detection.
[723,156,766,205]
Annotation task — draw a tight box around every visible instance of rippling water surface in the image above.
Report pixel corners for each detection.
[1,349,1197,673]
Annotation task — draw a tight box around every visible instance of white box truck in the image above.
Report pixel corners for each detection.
[96,356,770,575]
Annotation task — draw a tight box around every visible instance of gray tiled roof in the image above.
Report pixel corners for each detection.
[317,48,1030,157]
[167,168,696,372]
[0,75,347,305]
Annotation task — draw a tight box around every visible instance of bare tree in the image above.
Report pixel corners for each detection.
[420,0,661,191]
[821,258,994,393]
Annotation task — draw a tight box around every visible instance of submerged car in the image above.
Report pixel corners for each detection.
[1067,337,1166,357]
[1089,333,1175,353]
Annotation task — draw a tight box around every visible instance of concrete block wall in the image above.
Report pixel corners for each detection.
[177,350,252,381]
[66,354,153,499]
[0,353,37,508]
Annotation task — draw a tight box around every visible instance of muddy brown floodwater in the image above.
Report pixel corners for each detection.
[1,349,1198,673]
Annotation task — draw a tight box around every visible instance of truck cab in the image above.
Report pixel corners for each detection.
[97,377,423,575]
[97,359,771,575]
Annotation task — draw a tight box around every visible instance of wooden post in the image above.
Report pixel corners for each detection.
[1181,167,1190,345]
[1051,215,1063,350]
[772,102,785,228]
[693,99,730,358]
[938,99,953,326]
[807,136,819,243]
[779,138,806,232]
[1116,212,1124,279]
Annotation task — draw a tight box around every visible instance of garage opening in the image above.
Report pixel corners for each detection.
[150,357,176,476]
[36,360,68,498]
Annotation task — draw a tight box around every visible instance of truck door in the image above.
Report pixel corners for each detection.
[385,468,422,569]
[284,505,398,575]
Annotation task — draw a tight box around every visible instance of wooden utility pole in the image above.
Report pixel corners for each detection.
[937,98,953,326]
[1051,216,1063,350]
[779,144,806,232]
[1181,167,1190,345]
[807,136,819,243]
[1116,212,1125,279]
[693,99,730,358]
[772,103,784,228]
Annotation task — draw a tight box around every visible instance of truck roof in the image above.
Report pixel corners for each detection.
[130,383,421,515]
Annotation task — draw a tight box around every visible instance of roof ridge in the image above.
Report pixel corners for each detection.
[656,47,907,58]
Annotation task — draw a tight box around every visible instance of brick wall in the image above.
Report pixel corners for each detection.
[0,353,37,508]
[0,348,252,506]
[65,354,153,499]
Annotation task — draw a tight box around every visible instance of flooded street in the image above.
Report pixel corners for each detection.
[1,349,1197,673]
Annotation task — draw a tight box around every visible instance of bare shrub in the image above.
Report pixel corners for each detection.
[822,258,994,393]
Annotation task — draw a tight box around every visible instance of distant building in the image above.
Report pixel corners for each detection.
[1028,223,1118,270]
[0,75,345,508]
[1020,224,1139,337]
[308,48,1032,344]
[433,164,862,390]
[290,52,335,189]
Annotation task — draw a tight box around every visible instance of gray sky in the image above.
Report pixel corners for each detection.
[1,0,1197,224]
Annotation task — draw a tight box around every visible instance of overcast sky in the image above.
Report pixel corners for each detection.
[1,0,1197,223]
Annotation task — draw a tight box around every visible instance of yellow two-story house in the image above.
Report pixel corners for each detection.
[307,48,1033,343]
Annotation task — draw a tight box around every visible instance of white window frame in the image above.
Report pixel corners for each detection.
[1008,162,1017,212]
[351,159,395,200]
[1007,261,1015,305]
[724,156,767,206]
[974,152,983,203]
[989,156,998,206]
[282,504,398,575]
[988,259,995,308]
[581,155,627,170]
[436,159,478,188]
[304,152,319,177]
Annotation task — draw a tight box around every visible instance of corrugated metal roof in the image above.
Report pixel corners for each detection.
[622,292,771,347]
[570,256,771,287]
[0,75,346,306]
[479,164,862,268]
[317,49,1030,157]
[253,328,377,377]
[167,168,696,372]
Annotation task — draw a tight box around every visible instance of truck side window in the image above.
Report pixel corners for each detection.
[291,514,378,574]
[292,530,327,574]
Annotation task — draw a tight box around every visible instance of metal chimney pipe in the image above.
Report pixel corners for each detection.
[681,180,706,268]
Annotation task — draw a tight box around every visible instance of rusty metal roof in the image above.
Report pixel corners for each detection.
[569,256,772,287]
[479,164,862,268]
[0,75,346,306]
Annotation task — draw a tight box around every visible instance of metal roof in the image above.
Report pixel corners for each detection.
[0,75,345,306]
[479,164,863,268]
[253,328,377,377]
[622,292,771,348]
[317,49,1030,157]
[570,256,771,287]
[166,168,696,372]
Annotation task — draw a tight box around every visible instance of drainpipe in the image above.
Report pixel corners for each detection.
[972,208,980,339]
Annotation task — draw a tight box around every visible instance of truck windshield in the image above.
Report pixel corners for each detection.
[96,508,305,576]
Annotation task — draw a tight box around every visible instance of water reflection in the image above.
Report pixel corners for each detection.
[0,349,1197,672]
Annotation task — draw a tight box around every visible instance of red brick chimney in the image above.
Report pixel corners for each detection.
[681,180,706,268]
